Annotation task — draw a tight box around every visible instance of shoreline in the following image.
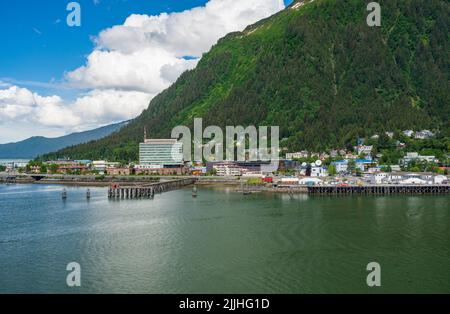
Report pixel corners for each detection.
[2,179,448,196]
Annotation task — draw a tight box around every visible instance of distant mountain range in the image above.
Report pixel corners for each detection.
[41,0,449,162]
[0,121,128,159]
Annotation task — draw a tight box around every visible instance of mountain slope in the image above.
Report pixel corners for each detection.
[0,121,128,159]
[42,0,450,162]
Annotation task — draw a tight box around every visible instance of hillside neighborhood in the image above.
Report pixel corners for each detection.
[1,129,448,187]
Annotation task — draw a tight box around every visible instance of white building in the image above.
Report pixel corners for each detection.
[401,152,438,165]
[280,177,300,185]
[415,130,435,140]
[299,178,323,186]
[214,164,242,177]
[311,166,328,177]
[92,160,120,174]
[286,151,309,160]
[331,160,348,173]
[357,145,373,156]
[434,175,448,184]
[139,139,183,167]
[374,173,388,184]
[403,130,414,137]
[400,177,427,185]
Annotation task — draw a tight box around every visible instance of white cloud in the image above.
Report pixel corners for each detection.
[0,85,152,132]
[1,0,285,142]
[71,89,153,126]
[66,0,285,92]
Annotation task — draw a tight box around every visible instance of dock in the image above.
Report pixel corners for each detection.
[108,178,197,199]
[308,185,450,195]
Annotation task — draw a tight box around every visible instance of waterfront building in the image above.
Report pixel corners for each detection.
[106,167,131,176]
[279,177,300,186]
[206,161,273,176]
[190,166,207,176]
[299,177,323,186]
[400,177,427,185]
[139,139,183,167]
[0,160,30,170]
[92,160,120,174]
[213,163,243,176]
[134,164,186,175]
[434,175,448,184]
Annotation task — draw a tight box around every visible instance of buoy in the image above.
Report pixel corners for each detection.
[86,189,91,199]
[192,185,198,198]
[62,189,67,199]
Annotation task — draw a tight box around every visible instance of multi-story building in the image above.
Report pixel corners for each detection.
[92,160,120,173]
[400,152,438,166]
[331,160,348,173]
[285,151,309,160]
[139,139,183,167]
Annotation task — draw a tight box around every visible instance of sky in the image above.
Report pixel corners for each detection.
[0,0,292,144]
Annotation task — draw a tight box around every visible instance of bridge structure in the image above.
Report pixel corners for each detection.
[108,178,198,199]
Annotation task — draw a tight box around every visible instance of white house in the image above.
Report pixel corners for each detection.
[331,160,348,173]
[415,130,435,140]
[311,166,328,177]
[403,130,414,137]
[374,173,388,184]
[433,175,448,185]
[92,160,120,174]
[280,177,300,185]
[357,145,373,156]
[299,178,323,186]
[285,151,309,160]
[400,177,427,185]
[401,152,438,165]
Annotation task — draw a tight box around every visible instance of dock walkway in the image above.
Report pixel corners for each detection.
[308,185,450,195]
[108,178,197,199]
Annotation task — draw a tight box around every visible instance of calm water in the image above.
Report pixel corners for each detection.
[0,184,449,293]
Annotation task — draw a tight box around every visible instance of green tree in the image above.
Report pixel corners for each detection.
[48,164,59,174]
[328,165,337,176]
[40,164,48,174]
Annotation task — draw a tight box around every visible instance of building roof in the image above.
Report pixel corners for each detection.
[355,159,374,163]
[143,139,179,145]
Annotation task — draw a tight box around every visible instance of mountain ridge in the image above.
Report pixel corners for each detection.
[41,0,450,162]
[0,121,128,159]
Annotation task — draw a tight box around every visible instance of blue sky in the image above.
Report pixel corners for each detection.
[0,0,210,95]
[0,0,292,143]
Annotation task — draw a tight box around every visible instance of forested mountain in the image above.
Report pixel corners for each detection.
[0,121,127,159]
[42,0,450,162]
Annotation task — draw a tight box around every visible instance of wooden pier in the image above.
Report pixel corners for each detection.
[108,178,197,199]
[308,185,450,196]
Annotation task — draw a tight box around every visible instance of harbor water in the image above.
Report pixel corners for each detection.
[0,184,449,293]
